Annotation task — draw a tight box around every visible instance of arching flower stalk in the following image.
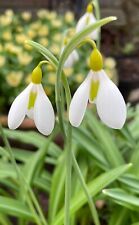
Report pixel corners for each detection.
[76,3,99,40]
[8,62,55,135]
[69,48,127,129]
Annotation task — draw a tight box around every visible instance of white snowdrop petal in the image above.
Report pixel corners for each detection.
[96,70,127,129]
[76,13,88,33]
[64,55,74,68]
[34,84,55,135]
[72,50,79,62]
[89,14,99,40]
[76,13,98,40]
[69,72,92,127]
[8,83,33,129]
[64,50,79,68]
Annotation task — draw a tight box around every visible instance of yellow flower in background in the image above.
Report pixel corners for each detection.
[16,26,23,33]
[15,34,27,44]
[50,44,60,55]
[47,64,55,72]
[6,71,23,87]
[21,11,32,21]
[64,67,73,77]
[27,30,36,39]
[46,11,57,20]
[48,73,56,85]
[0,15,12,26]
[51,19,62,28]
[37,9,48,19]
[5,9,14,17]
[4,43,22,55]
[104,57,116,69]
[75,73,84,83]
[38,25,49,36]
[39,38,49,47]
[2,31,12,41]
[30,21,42,31]
[53,34,62,43]
[25,73,32,84]
[18,53,32,65]
[65,11,74,23]
[0,56,6,67]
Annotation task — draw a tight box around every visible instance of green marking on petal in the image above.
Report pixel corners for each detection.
[89,80,99,102]
[86,15,90,25]
[28,91,37,110]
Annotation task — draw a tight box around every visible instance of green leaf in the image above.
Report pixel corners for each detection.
[26,40,58,68]
[52,164,131,225]
[119,174,139,194]
[73,127,109,169]
[103,188,139,211]
[0,196,35,220]
[86,111,124,167]
[109,207,129,225]
[48,154,65,223]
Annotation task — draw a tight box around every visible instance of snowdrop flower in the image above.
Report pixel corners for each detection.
[8,65,55,135]
[62,38,79,68]
[76,3,99,40]
[69,48,127,129]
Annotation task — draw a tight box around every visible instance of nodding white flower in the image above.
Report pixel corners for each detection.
[69,49,127,129]
[8,66,55,135]
[62,39,79,68]
[76,3,99,40]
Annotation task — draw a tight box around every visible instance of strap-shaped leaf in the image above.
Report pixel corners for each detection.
[52,163,131,225]
[0,196,35,220]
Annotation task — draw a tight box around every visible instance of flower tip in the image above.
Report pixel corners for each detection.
[69,118,80,128]
[102,189,107,194]
[110,16,117,21]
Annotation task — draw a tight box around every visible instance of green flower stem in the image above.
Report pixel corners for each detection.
[64,125,72,225]
[93,0,101,49]
[0,125,48,225]
[72,151,100,225]
[78,38,97,49]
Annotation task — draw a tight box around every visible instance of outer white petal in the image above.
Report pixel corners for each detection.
[8,83,33,129]
[72,50,79,62]
[89,14,99,40]
[69,72,92,127]
[96,70,127,129]
[64,50,79,68]
[76,13,89,33]
[34,84,55,135]
[76,13,98,40]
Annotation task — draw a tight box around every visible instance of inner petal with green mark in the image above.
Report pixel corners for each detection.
[28,91,37,110]
[86,15,90,25]
[89,80,99,102]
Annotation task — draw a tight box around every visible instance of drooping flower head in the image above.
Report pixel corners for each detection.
[69,48,127,129]
[8,64,55,135]
[76,3,99,40]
